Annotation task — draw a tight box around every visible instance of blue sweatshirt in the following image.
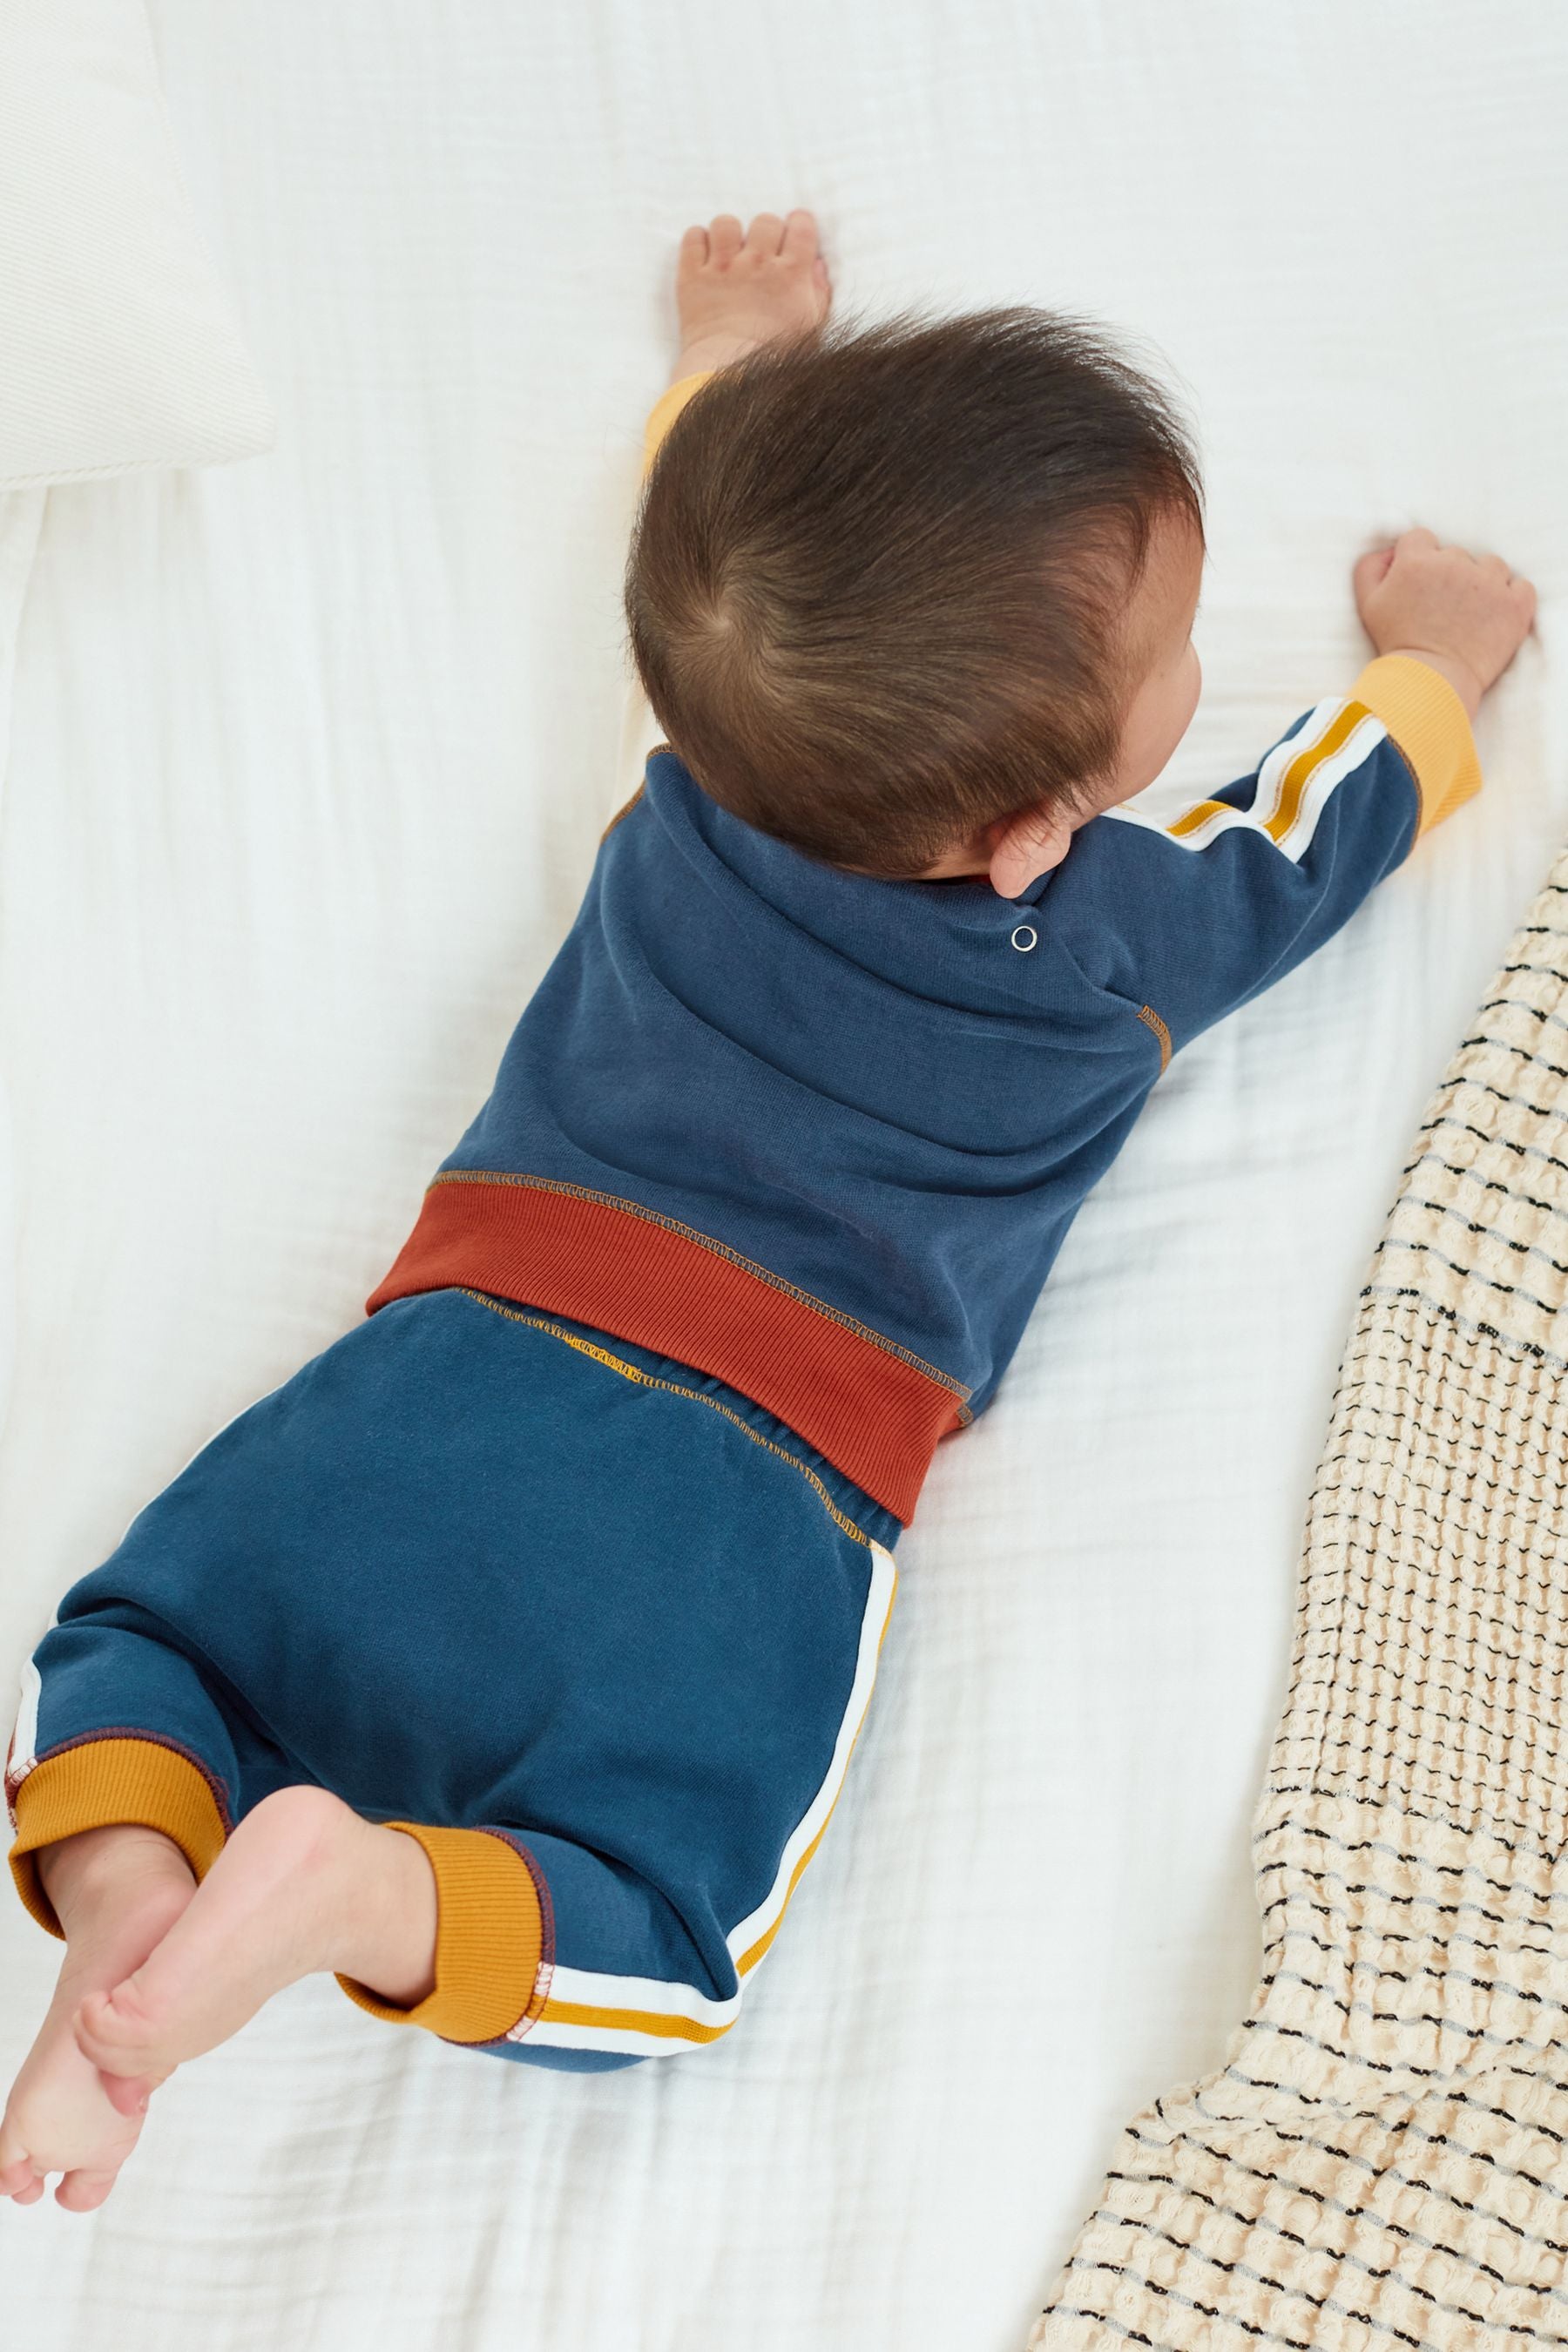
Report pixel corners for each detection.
[370,636,1481,1524]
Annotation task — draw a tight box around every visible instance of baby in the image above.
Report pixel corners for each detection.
[1,212,1536,2210]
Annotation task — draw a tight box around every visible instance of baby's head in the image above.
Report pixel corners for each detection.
[625,308,1206,897]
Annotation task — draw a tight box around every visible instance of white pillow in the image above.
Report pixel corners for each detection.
[0,0,274,488]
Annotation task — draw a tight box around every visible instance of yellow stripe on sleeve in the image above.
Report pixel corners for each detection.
[1262,700,1367,843]
[1166,796,1230,840]
[1161,700,1367,855]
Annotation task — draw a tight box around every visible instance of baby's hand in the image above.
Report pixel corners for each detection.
[1354,526,1536,719]
[672,211,831,385]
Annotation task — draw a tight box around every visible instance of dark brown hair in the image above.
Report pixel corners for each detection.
[625,307,1204,877]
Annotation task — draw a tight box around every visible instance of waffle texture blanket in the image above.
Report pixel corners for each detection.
[1035,851,1568,2344]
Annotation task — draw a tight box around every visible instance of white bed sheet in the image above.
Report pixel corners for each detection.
[2,5,1566,2346]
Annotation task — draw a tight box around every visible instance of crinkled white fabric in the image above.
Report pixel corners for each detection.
[0,493,43,1459]
[0,4,1565,2348]
[0,0,274,488]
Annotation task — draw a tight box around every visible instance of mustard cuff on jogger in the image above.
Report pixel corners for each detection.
[8,1733,228,1938]
[335,1821,548,2046]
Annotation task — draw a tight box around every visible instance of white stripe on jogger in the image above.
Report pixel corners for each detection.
[725,1537,897,1962]
[516,1537,898,2055]
[4,1657,43,1815]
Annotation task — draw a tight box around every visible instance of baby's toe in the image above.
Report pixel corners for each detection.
[54,2164,120,2213]
[744,212,785,257]
[98,2066,159,2119]
[72,1978,170,2078]
[677,223,709,276]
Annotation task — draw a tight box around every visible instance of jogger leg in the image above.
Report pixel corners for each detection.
[69,1787,449,2084]
[6,1605,258,1935]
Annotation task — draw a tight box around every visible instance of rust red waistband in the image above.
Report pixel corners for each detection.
[366,1171,970,1524]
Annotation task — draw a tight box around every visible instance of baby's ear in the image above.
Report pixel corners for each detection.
[987,802,1075,899]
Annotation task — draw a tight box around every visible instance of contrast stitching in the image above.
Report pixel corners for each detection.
[1375,716,1424,816]
[429,1168,973,1410]
[441,1825,557,2045]
[485,1827,556,2039]
[456,1288,874,1546]
[598,782,644,842]
[1137,1004,1173,1073]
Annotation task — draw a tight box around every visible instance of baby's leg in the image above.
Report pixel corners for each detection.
[3,1609,246,2206]
[4,1617,447,2201]
[2,1595,422,2207]
[0,1821,194,2211]
[4,1793,442,2207]
[69,1784,440,2087]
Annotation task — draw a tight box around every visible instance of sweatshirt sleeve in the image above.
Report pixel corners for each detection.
[1051,655,1483,1060]
[641,371,714,477]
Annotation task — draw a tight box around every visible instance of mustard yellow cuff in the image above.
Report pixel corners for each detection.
[641,371,713,477]
[335,1821,544,2047]
[1349,653,1483,838]
[9,1737,228,1939]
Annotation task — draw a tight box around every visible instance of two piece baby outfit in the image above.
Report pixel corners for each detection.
[3,379,1481,2069]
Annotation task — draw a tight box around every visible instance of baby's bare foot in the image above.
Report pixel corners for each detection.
[0,1823,196,2212]
[71,1785,437,2085]
[672,208,831,382]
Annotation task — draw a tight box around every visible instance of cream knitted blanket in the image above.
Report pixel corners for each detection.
[1032,850,1568,2349]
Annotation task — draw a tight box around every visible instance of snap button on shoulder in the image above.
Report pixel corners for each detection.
[1010,924,1037,953]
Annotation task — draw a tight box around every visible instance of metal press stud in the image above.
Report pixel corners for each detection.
[1010,924,1037,953]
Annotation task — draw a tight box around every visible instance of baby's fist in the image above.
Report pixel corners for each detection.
[1355,526,1536,718]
